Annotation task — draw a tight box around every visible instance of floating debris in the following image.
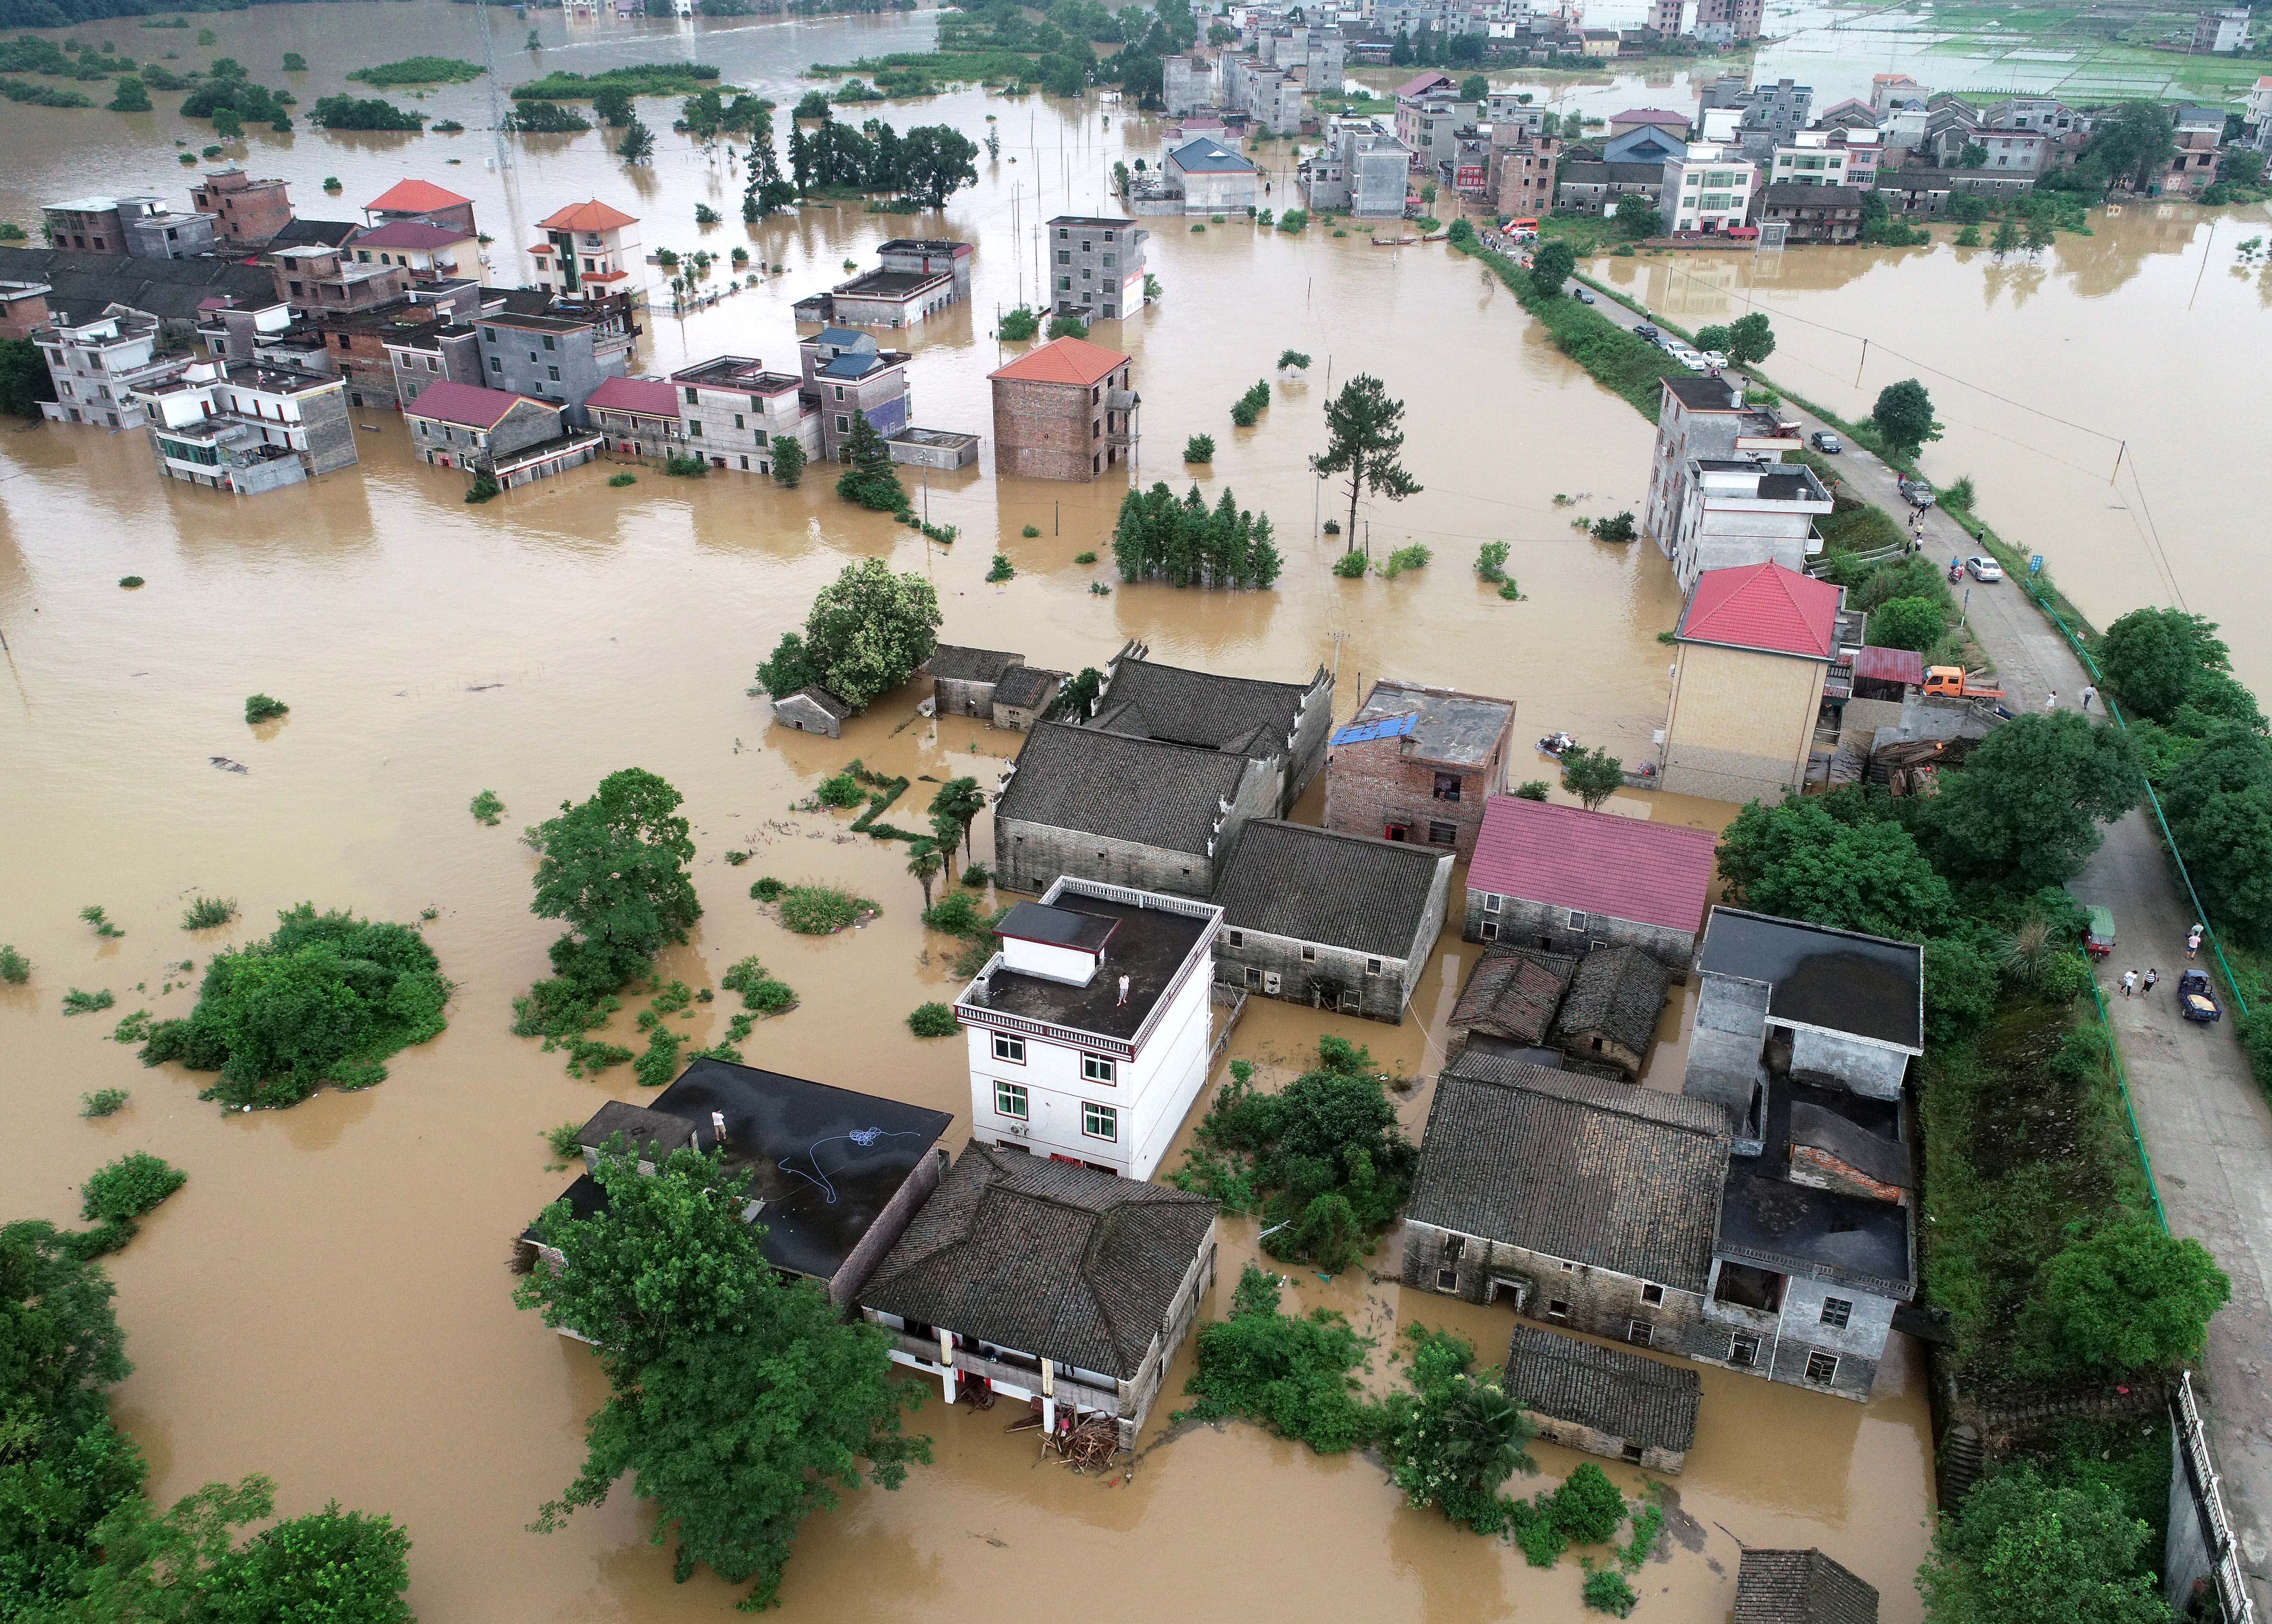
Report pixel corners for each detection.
[209,756,248,774]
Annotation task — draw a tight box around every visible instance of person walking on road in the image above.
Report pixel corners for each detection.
[2082,684,2097,713]
[2122,968,2137,998]
[2144,968,2160,996]
[2187,927,2203,960]
[2045,690,2059,710]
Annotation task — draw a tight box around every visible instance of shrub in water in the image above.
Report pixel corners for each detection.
[63,989,115,1015]
[1184,433,1215,463]
[80,905,124,938]
[987,555,1015,582]
[1332,552,1368,579]
[470,789,504,825]
[1582,1569,1637,1617]
[119,575,144,589]
[608,471,637,487]
[750,877,787,901]
[0,944,28,984]
[82,1151,186,1224]
[244,693,288,723]
[180,895,236,930]
[777,885,875,935]
[1021,524,1040,538]
[907,1000,958,1037]
[816,772,865,808]
[81,1088,129,1118]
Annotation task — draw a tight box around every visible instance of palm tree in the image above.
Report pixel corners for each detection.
[930,775,987,860]
[907,841,945,909]
[1439,1378,1537,1497]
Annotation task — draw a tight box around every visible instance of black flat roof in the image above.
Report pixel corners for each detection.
[1698,908,1923,1051]
[964,895,1210,1042]
[1719,1080,1911,1294]
[529,1059,950,1285]
[996,900,1118,952]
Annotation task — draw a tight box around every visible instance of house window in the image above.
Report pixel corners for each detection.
[1244,965,1261,989]
[1819,1297,1853,1330]
[835,415,849,433]
[689,421,703,437]
[547,367,561,382]
[1300,944,1317,963]
[1082,1102,1118,1141]
[995,1080,1028,1119]
[1081,1054,1116,1086]
[488,357,502,373]
[684,386,698,403]
[1428,822,1457,846]
[1627,1320,1653,1347]
[1482,893,1503,914]
[1365,957,1383,976]
[1566,909,1589,929]
[1641,1283,1664,1305]
[1729,1334,1760,1368]
[542,336,556,352]
[1805,1350,1840,1386]
[1437,1267,1458,1291]
[1226,929,1243,948]
[1432,771,1461,801]
[1621,1443,1646,1465]
[1546,1299,1572,1321]
[992,1035,1025,1064]
[1338,990,1361,1013]
[1479,920,1499,941]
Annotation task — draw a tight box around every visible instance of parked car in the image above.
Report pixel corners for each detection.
[1666,345,1709,373]
[1809,430,1843,454]
[1965,556,2004,582]
[1633,322,1660,343]
[1570,286,1595,305]
[2179,969,2222,1024]
[1701,350,1729,369]
[1898,477,1936,509]
[2083,905,2115,961]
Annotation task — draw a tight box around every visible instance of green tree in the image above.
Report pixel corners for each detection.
[1692,323,1730,355]
[1314,374,1422,551]
[1384,1325,1536,1532]
[1922,933,2000,1047]
[0,336,58,418]
[211,105,243,138]
[2084,100,2175,195]
[531,769,700,969]
[2168,783,2272,947]
[2096,607,2230,722]
[1725,312,1775,366]
[1459,72,1487,102]
[1989,215,2021,257]
[754,631,820,697]
[2026,1221,2230,1375]
[592,85,632,127]
[107,75,151,112]
[1917,1468,2166,1624]
[769,434,805,489]
[929,776,987,860]
[1558,745,1623,811]
[1869,595,1945,653]
[897,123,979,207]
[1718,796,1954,940]
[905,841,945,908]
[1528,237,1575,298]
[516,1143,926,1610]
[743,118,796,220]
[799,557,942,709]
[1548,1461,1627,1544]
[1958,140,1988,170]
[1389,24,1413,63]
[1928,713,2140,890]
[834,410,906,514]
[1869,378,1943,460]
[1612,192,1661,237]
[616,114,654,163]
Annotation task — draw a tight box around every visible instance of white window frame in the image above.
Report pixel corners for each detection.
[1081,1101,1118,1142]
[1730,1334,1760,1368]
[1626,1319,1653,1347]
[1805,1350,1840,1385]
[1080,1053,1116,1086]
[1365,957,1383,976]
[994,1080,1028,1119]
[992,1034,1025,1064]
[1481,892,1503,914]
[1566,909,1589,929]
[1226,928,1244,947]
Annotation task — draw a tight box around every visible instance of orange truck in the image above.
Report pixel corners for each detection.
[1923,667,2005,701]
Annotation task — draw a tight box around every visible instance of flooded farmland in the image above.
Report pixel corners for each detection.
[7,3,2262,1616]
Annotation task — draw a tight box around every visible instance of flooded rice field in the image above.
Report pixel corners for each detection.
[8,2,2259,1614]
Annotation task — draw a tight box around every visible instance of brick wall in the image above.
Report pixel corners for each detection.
[300,391,359,475]
[1214,934,1415,1021]
[993,375,1102,482]
[1401,1221,1711,1351]
[1323,737,1498,858]
[1462,894,1697,981]
[935,675,998,718]
[1524,1410,1690,1476]
[1117,1226,1215,1446]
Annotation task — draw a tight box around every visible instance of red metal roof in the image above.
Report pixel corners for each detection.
[1468,796,1718,935]
[1677,561,1842,659]
[585,375,680,419]
[1394,71,1455,99]
[988,335,1129,388]
[538,199,639,232]
[366,178,472,213]
[1611,107,1690,126]
[403,380,539,430]
[1851,645,1924,686]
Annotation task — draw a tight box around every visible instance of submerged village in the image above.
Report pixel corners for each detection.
[4,0,2272,1621]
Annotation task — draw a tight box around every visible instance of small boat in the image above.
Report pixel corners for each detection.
[1370,234,1419,247]
[1420,228,1449,242]
[1537,731,1574,759]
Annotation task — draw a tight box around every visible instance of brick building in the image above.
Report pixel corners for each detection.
[1323,680,1515,861]
[989,335,1135,482]
[191,169,294,247]
[929,645,1026,720]
[1462,794,1717,977]
[1490,130,1561,219]
[1045,216,1150,322]
[1210,820,1453,1021]
[1658,562,1851,804]
[800,328,910,461]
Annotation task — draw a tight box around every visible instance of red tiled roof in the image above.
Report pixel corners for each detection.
[585,375,679,419]
[1468,796,1718,935]
[988,335,1129,387]
[403,380,541,430]
[1395,71,1455,99]
[538,199,639,232]
[1677,561,1842,659]
[366,178,472,213]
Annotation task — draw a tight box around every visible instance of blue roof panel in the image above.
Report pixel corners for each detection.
[1330,713,1417,746]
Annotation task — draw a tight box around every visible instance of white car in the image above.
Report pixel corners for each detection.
[1701,350,1729,369]
[1665,345,1709,373]
[1966,556,2004,582]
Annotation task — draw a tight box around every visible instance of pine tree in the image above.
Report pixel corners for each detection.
[788,122,813,196]
[835,412,905,512]
[616,115,653,164]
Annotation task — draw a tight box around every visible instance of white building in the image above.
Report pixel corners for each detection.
[2194,7,2250,53]
[130,357,357,496]
[953,878,1223,1181]
[1668,458,1833,593]
[531,198,642,305]
[34,303,192,430]
[1659,145,1757,234]
[1164,135,1262,216]
[1643,375,1812,588]
[1767,130,1850,187]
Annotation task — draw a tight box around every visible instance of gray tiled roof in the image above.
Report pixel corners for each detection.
[1214,820,1449,960]
[1503,1322,1699,1451]
[1091,654,1311,758]
[786,685,851,720]
[992,665,1064,711]
[1553,946,1670,1055]
[1733,1549,1880,1624]
[928,645,1025,684]
[860,1145,1215,1379]
[1408,1057,1731,1291]
[0,245,277,325]
[998,722,1253,855]
[1450,945,1578,1049]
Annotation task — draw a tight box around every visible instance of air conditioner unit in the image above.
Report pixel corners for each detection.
[1005,1122,1031,1137]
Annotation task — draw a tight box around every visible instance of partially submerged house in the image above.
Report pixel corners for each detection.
[1463,794,1717,978]
[1552,945,1672,1080]
[989,663,1065,732]
[518,1058,953,1308]
[1086,642,1334,816]
[1446,942,1670,1078]
[860,1145,1216,1447]
[1210,819,1453,1021]
[1733,1547,1881,1624]
[1401,1053,1732,1344]
[953,876,1223,1181]
[772,686,852,739]
[1445,943,1577,1065]
[1322,680,1516,861]
[929,645,1026,719]
[1503,1321,1701,1475]
[992,722,1278,898]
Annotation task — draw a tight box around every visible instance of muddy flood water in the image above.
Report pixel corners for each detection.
[35,4,2264,1616]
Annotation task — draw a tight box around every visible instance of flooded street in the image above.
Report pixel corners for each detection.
[24,5,2250,1616]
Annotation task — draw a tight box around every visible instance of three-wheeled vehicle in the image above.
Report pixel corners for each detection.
[2179,969,2222,1024]
[2084,906,2116,961]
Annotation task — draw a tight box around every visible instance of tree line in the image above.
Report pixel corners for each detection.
[1110,481,1285,589]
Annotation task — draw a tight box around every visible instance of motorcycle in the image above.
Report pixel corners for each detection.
[1537,731,1575,758]
[1948,562,1964,584]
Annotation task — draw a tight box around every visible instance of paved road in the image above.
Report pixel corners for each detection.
[1560,271,2272,1607]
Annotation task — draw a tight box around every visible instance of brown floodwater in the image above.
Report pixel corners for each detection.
[0,9,1984,1617]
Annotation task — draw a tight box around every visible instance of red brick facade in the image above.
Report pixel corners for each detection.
[991,369,1130,482]
[1323,709,1512,861]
